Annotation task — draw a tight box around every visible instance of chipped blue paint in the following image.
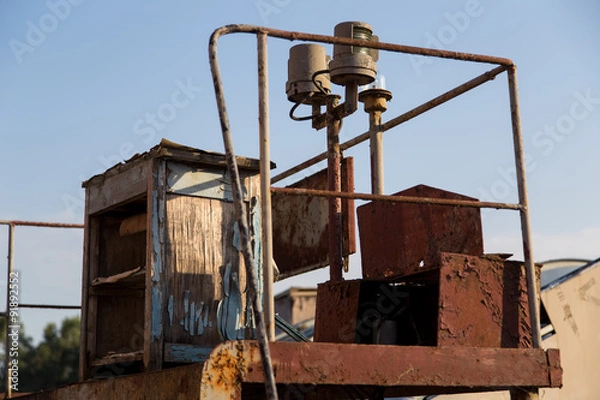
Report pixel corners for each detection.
[196,302,205,336]
[217,264,246,340]
[151,287,162,340]
[168,295,174,326]
[250,197,262,296]
[233,221,241,252]
[151,189,162,283]
[183,291,190,332]
[150,163,166,341]
[189,301,195,336]
[167,345,213,363]
[178,293,207,336]
[223,264,231,297]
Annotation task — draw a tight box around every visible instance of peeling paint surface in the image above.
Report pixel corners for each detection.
[167,161,249,201]
[179,291,209,337]
[217,264,246,340]
[151,287,163,340]
[168,295,174,326]
[166,344,213,363]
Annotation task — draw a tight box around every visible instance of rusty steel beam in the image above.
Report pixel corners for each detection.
[210,24,514,66]
[199,341,562,399]
[272,65,506,183]
[271,187,522,210]
[0,220,84,229]
[17,304,81,310]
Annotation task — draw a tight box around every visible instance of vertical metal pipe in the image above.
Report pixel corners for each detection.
[369,110,384,195]
[327,97,344,282]
[209,29,278,400]
[257,32,275,341]
[5,224,14,398]
[507,66,542,354]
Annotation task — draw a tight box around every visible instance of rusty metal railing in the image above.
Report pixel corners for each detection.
[0,220,83,398]
[209,24,541,399]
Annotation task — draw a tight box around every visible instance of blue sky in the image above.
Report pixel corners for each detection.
[0,0,599,343]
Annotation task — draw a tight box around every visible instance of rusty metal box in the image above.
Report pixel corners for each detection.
[314,253,537,349]
[313,279,437,345]
[357,184,484,280]
[436,252,538,348]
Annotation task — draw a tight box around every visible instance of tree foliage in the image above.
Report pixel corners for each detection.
[0,316,79,393]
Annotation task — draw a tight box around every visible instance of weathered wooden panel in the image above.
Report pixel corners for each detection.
[87,161,148,215]
[98,217,146,277]
[163,194,254,348]
[146,159,167,371]
[164,343,213,363]
[272,157,356,279]
[95,293,145,358]
[166,161,254,201]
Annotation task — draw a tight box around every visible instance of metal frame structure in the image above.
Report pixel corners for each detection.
[0,220,83,398]
[209,24,543,399]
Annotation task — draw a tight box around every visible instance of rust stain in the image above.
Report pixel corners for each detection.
[202,345,246,397]
[272,157,355,279]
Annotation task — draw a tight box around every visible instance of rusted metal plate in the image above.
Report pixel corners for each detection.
[272,157,356,279]
[436,253,538,348]
[313,280,362,343]
[357,184,483,280]
[198,341,561,399]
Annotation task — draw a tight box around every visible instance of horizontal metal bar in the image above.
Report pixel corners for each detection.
[0,220,83,229]
[272,65,506,183]
[17,304,81,310]
[271,187,522,210]
[213,24,514,66]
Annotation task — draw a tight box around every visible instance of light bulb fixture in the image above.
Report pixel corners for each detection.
[286,44,331,106]
[329,21,379,87]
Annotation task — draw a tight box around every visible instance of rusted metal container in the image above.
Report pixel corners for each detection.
[436,252,539,348]
[314,253,537,349]
[357,184,484,280]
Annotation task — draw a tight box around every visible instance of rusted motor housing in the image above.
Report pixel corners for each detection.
[329,21,379,86]
[286,44,331,105]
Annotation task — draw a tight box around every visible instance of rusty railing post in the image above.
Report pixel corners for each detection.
[257,31,275,341]
[209,26,278,400]
[507,65,540,400]
[327,97,344,282]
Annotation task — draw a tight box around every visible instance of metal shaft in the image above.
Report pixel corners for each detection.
[507,67,541,349]
[369,110,384,195]
[258,32,275,341]
[327,97,344,282]
[209,28,278,400]
[270,187,522,210]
